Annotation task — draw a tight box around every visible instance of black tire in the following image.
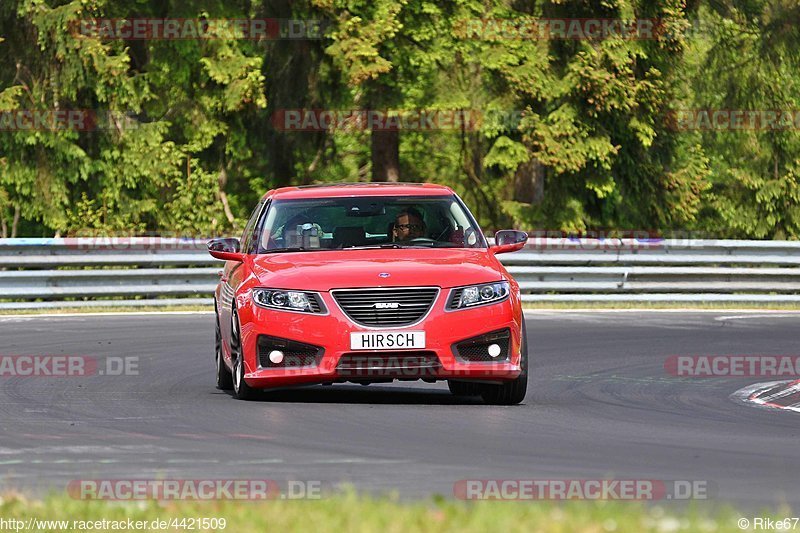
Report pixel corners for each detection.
[231,308,258,400]
[480,319,528,405]
[215,310,233,390]
[447,380,480,396]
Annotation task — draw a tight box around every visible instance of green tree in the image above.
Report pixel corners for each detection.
[473,0,710,232]
[0,0,267,236]
[691,0,800,238]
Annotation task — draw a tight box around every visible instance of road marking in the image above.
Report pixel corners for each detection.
[311,458,412,465]
[552,374,719,388]
[228,459,284,465]
[732,380,800,414]
[715,314,800,321]
[231,434,273,441]
[165,459,220,464]
[18,434,67,440]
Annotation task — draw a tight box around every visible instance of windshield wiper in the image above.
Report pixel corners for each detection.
[262,247,319,253]
[342,243,429,250]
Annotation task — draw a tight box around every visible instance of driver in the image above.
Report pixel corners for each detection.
[393,208,426,241]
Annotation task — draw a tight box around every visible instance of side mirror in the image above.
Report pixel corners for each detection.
[208,238,244,262]
[490,230,528,255]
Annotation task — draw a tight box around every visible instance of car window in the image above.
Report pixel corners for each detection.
[256,195,487,252]
[245,200,271,254]
[240,199,266,254]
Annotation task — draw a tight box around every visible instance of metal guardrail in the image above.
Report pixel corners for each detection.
[0,237,799,308]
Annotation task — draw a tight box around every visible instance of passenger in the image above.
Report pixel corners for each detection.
[392,208,427,241]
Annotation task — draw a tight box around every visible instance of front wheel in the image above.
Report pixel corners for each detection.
[480,319,528,405]
[231,308,258,400]
[215,311,233,390]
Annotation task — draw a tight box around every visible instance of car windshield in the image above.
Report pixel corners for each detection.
[257,195,487,252]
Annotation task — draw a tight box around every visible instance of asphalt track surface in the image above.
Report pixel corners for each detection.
[0,311,798,510]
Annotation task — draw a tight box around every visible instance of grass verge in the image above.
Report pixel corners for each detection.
[0,491,770,533]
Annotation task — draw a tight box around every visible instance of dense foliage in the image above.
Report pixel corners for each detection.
[1,0,798,237]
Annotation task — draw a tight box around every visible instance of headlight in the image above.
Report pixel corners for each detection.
[252,288,325,313]
[448,281,510,310]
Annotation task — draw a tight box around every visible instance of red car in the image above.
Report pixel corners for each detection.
[208,183,529,404]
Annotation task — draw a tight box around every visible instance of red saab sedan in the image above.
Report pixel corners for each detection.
[208,183,528,404]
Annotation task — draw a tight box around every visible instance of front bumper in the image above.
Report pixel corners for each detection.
[235,288,523,389]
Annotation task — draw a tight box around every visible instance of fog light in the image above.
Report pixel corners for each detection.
[487,344,501,358]
[269,350,284,364]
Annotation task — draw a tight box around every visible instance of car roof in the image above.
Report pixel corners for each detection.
[264,182,455,201]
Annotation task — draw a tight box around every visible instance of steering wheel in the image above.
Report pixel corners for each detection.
[409,237,438,244]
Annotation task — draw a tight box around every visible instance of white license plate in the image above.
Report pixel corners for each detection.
[350,331,426,351]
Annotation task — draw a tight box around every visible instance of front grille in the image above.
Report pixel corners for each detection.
[332,287,438,327]
[257,335,324,368]
[453,329,511,362]
[336,351,441,377]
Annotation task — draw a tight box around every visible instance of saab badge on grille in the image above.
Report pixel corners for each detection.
[374,302,400,309]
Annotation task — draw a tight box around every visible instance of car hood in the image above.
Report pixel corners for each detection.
[250,248,504,291]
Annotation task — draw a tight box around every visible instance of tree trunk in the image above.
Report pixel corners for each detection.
[217,166,236,227]
[514,158,545,205]
[371,128,400,182]
[11,204,20,238]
